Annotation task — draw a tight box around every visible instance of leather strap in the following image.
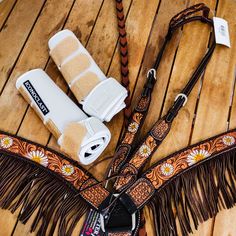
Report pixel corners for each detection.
[169,3,210,31]
[108,70,156,178]
[153,3,211,70]
[113,5,215,192]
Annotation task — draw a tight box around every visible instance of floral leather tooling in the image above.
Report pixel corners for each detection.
[1,129,235,210]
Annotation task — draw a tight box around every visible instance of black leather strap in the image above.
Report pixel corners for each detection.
[166,38,215,122]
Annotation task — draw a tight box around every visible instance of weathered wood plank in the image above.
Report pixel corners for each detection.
[0,0,16,28]
[206,0,236,235]
[0,0,46,92]
[190,0,236,234]
[0,0,47,234]
[211,208,236,236]
[0,0,236,235]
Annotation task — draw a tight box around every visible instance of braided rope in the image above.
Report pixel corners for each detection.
[115,0,132,124]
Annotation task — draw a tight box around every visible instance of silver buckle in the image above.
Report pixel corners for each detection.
[99,194,136,233]
[100,213,108,233]
[174,93,188,106]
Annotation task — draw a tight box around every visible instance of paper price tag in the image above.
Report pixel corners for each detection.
[213,17,231,48]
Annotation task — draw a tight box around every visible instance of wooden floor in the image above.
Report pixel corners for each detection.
[0,0,236,235]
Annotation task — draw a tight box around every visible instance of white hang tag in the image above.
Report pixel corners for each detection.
[213,17,231,48]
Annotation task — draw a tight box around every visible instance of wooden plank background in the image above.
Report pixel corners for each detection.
[0,0,235,235]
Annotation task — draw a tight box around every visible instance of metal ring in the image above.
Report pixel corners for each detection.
[174,93,188,106]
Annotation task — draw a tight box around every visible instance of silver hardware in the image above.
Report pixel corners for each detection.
[147,68,156,80]
[100,214,107,233]
[174,93,188,106]
[131,213,136,230]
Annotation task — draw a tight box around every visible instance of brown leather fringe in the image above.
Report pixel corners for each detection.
[0,153,88,236]
[149,148,236,236]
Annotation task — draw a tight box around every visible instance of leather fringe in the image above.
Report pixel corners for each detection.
[0,153,88,236]
[149,148,236,236]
